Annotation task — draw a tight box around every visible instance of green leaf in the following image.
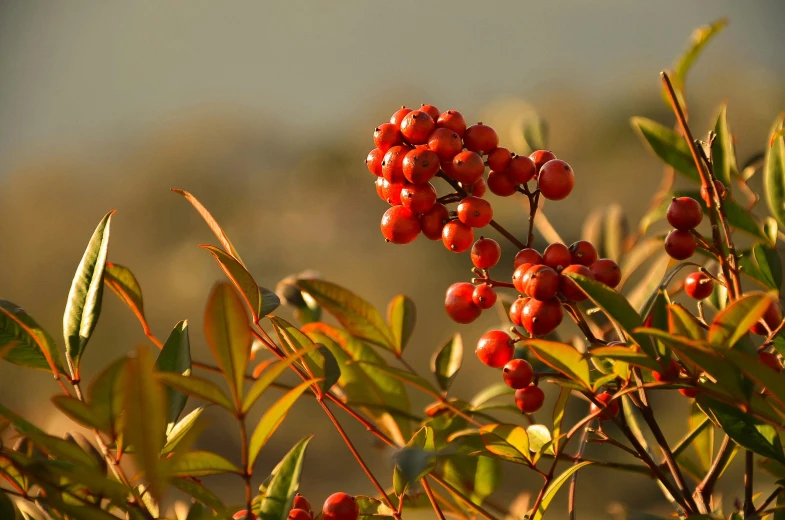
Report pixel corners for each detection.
[248,379,315,469]
[688,402,713,472]
[172,477,227,513]
[204,282,252,404]
[551,387,571,453]
[711,104,737,186]
[356,361,440,396]
[395,426,436,492]
[387,295,416,355]
[527,424,553,454]
[63,210,114,375]
[524,339,590,390]
[257,436,312,520]
[172,188,244,265]
[270,317,339,394]
[631,117,699,183]
[739,244,782,292]
[162,406,205,455]
[530,461,593,520]
[104,262,153,339]
[0,301,64,374]
[479,423,530,464]
[520,113,549,153]
[261,288,282,317]
[668,304,705,341]
[242,345,319,413]
[157,372,234,410]
[155,320,192,432]
[431,334,463,392]
[295,279,396,351]
[603,204,626,263]
[87,357,126,434]
[22,430,98,469]
[708,292,771,348]
[51,395,103,431]
[202,245,263,322]
[356,496,395,519]
[590,345,660,372]
[162,450,242,477]
[470,382,514,409]
[671,18,728,94]
[763,117,785,231]
[442,453,500,506]
[0,490,17,519]
[725,349,785,411]
[672,413,711,459]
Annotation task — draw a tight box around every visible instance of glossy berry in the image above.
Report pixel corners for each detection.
[457,196,493,228]
[503,359,534,389]
[464,123,499,154]
[475,330,515,368]
[514,248,543,268]
[442,220,474,253]
[652,358,680,382]
[667,197,703,231]
[427,127,464,162]
[569,240,598,267]
[293,494,312,513]
[473,284,497,309]
[684,272,714,300]
[419,104,441,122]
[436,110,467,136]
[366,148,384,177]
[680,387,700,399]
[751,299,782,335]
[543,243,572,272]
[471,237,502,269]
[507,155,537,185]
[401,183,437,214]
[400,110,435,145]
[420,203,449,240]
[590,392,619,421]
[381,179,404,206]
[664,230,697,260]
[515,385,545,414]
[521,298,564,336]
[402,148,440,184]
[445,282,482,324]
[526,265,560,301]
[233,512,257,520]
[390,106,413,129]
[487,169,518,196]
[759,351,781,372]
[538,160,574,200]
[509,297,526,326]
[560,264,593,301]
[590,259,622,288]
[373,123,402,153]
[288,510,312,520]
[529,150,557,174]
[374,177,385,201]
[512,263,533,294]
[451,151,485,184]
[322,493,359,520]
[381,145,409,183]
[487,147,512,172]
[381,206,420,244]
[468,177,487,197]
[700,180,727,205]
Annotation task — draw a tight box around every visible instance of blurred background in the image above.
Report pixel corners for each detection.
[1,1,784,518]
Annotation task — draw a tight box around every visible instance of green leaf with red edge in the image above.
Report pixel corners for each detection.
[0,300,64,374]
[394,426,437,494]
[431,333,463,393]
[631,117,700,183]
[51,395,104,431]
[172,188,244,265]
[708,292,771,349]
[387,294,416,355]
[355,496,395,520]
[204,282,252,403]
[712,104,737,186]
[157,372,234,410]
[764,114,785,230]
[479,423,530,464]
[242,344,320,413]
[256,436,313,520]
[162,406,206,455]
[87,357,126,434]
[356,360,440,396]
[724,349,785,411]
[104,262,153,337]
[294,279,397,351]
[171,477,227,513]
[63,210,114,375]
[590,345,660,372]
[162,450,242,477]
[202,245,263,322]
[155,320,192,433]
[668,304,705,341]
[551,387,571,453]
[530,461,593,520]
[524,339,590,390]
[270,317,340,394]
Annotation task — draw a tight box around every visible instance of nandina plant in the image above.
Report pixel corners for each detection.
[2,18,785,520]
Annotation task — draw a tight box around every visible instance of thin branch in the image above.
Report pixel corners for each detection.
[745,450,754,517]
[422,478,447,520]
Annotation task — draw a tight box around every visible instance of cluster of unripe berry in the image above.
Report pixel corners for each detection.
[234,493,359,520]
[367,104,575,248]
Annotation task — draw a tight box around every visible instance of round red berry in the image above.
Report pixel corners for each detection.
[420,203,449,240]
[457,196,493,228]
[684,272,714,300]
[445,282,482,324]
[436,110,467,137]
[366,148,384,177]
[468,178,487,197]
[503,359,534,389]
[569,240,598,267]
[507,155,537,185]
[289,510,312,520]
[509,297,526,326]
[560,264,593,301]
[512,263,533,294]
[538,160,574,200]
[700,180,727,205]
[652,358,680,382]
[664,230,697,260]
[515,385,545,413]
[402,148,439,184]
[475,330,515,368]
[529,150,557,174]
[382,145,410,183]
[543,243,572,272]
[487,169,518,196]
[514,248,543,268]
[464,123,499,154]
[526,265,560,301]
[400,110,435,145]
[487,148,512,172]
[680,387,700,399]
[590,392,619,421]
[451,151,485,184]
[390,106,413,129]
[751,299,782,335]
[442,221,474,253]
[401,183,437,214]
[380,179,404,206]
[472,284,497,309]
[521,298,563,336]
[233,511,257,520]
[419,104,440,121]
[667,197,703,231]
[375,177,385,201]
[590,259,622,288]
[381,206,420,244]
[293,494,312,513]
[471,237,502,269]
[427,127,463,162]
[759,351,781,372]
[322,493,359,520]
[373,123,402,153]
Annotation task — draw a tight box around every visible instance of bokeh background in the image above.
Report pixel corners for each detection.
[1,1,784,518]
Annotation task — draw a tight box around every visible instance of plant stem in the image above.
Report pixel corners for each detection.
[518,185,540,248]
[422,478,447,520]
[744,450,754,516]
[756,486,783,513]
[239,415,252,513]
[430,474,499,520]
[693,435,733,509]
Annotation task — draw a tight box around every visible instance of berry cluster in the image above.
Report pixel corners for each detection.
[233,493,359,520]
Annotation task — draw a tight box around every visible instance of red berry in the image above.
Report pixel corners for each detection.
[233,511,257,520]
[381,206,420,244]
[759,351,781,372]
[526,265,560,301]
[451,151,485,184]
[468,177,487,197]
[684,272,714,300]
[322,493,359,520]
[390,106,413,129]
[373,123,402,153]
[464,123,499,154]
[700,180,727,205]
[436,110,467,137]
[667,197,703,231]
[475,330,515,368]
[457,196,493,228]
[507,156,537,185]
[293,494,312,513]
[289,510,312,520]
[543,243,572,272]
[427,128,464,162]
[664,230,697,260]
[560,264,593,301]
[402,148,440,184]
[400,110,435,145]
[421,203,449,240]
[471,237,502,269]
[680,387,700,399]
[503,359,534,389]
[473,284,497,309]
[401,183,437,214]
[529,150,557,174]
[590,392,619,421]
[366,148,384,177]
[375,177,385,201]
[569,240,598,267]
[538,160,574,200]
[487,148,512,172]
[521,298,564,336]
[487,169,518,196]
[419,104,440,122]
[445,282,482,324]
[382,145,409,183]
[509,297,526,326]
[512,263,533,294]
[652,358,680,382]
[515,385,545,413]
[514,248,543,268]
[381,179,405,206]
[442,220,474,253]
[590,259,622,288]
[751,299,782,335]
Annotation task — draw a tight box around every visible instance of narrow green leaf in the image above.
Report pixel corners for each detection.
[603,204,626,263]
[631,117,700,183]
[51,395,103,431]
[242,345,319,413]
[163,450,242,477]
[356,495,395,519]
[261,288,282,317]
[527,424,553,454]
[590,345,660,372]
[0,301,64,374]
[172,477,227,513]
[355,361,440,396]
[668,304,705,341]
[257,436,313,520]
[155,320,192,432]
[524,339,591,390]
[688,402,713,472]
[317,344,341,394]
[172,188,244,265]
[387,295,416,355]
[431,334,463,392]
[708,292,771,348]
[479,423,530,464]
[0,490,16,519]
[739,244,783,292]
[248,379,315,469]
[63,210,114,375]
[530,462,593,520]
[156,372,234,410]
[104,262,153,338]
[520,114,549,153]
[162,406,206,455]
[395,426,436,492]
[551,387,571,453]
[87,357,126,434]
[202,245,263,322]
[22,429,98,468]
[725,349,785,411]
[442,453,500,506]
[470,382,514,409]
[764,115,785,230]
[271,317,339,394]
[711,104,737,186]
[672,18,728,92]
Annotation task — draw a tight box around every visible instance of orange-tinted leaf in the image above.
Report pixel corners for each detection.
[172,189,244,265]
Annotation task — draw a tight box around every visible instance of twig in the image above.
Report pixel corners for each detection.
[744,450,754,516]
[693,435,733,509]
[422,478,447,520]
